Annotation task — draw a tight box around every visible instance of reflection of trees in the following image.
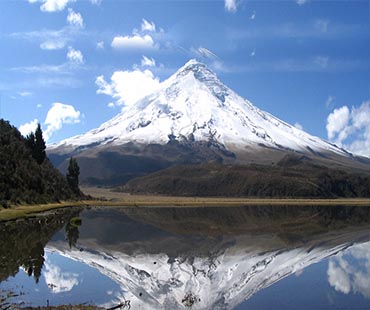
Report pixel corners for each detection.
[0,208,81,283]
[65,220,80,249]
[23,242,44,283]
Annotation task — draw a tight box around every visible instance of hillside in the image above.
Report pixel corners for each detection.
[0,119,80,207]
[47,60,370,187]
[122,155,370,198]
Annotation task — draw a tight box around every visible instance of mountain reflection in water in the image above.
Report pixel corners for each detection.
[1,205,370,309]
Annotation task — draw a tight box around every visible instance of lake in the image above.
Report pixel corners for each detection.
[1,205,370,309]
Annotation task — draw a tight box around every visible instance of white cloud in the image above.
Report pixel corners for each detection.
[90,0,102,5]
[96,69,160,107]
[250,11,256,20]
[141,19,156,32]
[107,102,115,108]
[19,119,39,136]
[224,0,238,12]
[67,47,84,64]
[19,91,33,97]
[96,41,105,50]
[111,34,155,50]
[40,40,66,50]
[40,38,67,50]
[141,55,156,67]
[44,102,81,141]
[325,95,335,109]
[296,0,309,5]
[12,28,75,50]
[328,242,370,299]
[326,106,350,140]
[28,0,75,12]
[294,122,303,130]
[326,101,370,157]
[44,259,79,293]
[197,47,218,59]
[250,49,256,57]
[67,8,84,28]
[37,103,43,108]
[327,259,351,294]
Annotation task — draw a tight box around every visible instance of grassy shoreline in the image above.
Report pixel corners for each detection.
[1,195,370,222]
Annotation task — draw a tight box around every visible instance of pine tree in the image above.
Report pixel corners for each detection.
[25,132,35,151]
[66,157,80,194]
[34,123,46,164]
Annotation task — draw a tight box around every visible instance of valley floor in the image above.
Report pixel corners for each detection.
[0,186,369,222]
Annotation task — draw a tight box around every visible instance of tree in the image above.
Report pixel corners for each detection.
[66,157,80,194]
[25,132,35,151]
[34,123,46,164]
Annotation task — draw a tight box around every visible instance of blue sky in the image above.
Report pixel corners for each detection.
[0,0,369,157]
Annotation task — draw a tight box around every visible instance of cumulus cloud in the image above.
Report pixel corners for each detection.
[141,19,156,32]
[44,259,79,293]
[44,102,81,141]
[326,101,370,157]
[111,34,155,50]
[19,119,39,136]
[224,0,238,12]
[327,242,370,298]
[326,106,350,140]
[67,47,84,64]
[67,8,84,27]
[28,0,75,12]
[141,55,156,67]
[96,69,160,107]
[327,259,351,294]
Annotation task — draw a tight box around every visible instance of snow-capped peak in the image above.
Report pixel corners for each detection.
[49,60,349,158]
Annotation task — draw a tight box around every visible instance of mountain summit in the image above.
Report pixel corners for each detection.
[50,59,347,156]
[48,60,369,186]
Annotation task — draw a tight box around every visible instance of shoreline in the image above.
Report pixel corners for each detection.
[1,195,370,222]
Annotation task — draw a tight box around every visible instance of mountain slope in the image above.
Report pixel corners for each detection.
[0,119,78,206]
[50,60,349,156]
[123,156,370,198]
[48,60,370,186]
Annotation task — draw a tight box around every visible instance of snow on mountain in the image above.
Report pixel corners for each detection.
[49,59,349,157]
[47,229,368,310]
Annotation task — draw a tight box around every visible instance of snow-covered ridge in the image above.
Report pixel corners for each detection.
[47,230,366,310]
[49,59,349,157]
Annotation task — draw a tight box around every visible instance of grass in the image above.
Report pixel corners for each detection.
[1,186,369,222]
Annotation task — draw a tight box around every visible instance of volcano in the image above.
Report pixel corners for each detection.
[48,60,370,187]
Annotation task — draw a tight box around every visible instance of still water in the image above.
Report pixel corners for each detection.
[1,205,370,309]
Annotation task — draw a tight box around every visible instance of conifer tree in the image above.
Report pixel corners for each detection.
[25,132,35,151]
[66,157,80,194]
[34,123,46,164]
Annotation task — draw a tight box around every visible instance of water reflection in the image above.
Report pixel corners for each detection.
[328,242,370,298]
[1,205,370,309]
